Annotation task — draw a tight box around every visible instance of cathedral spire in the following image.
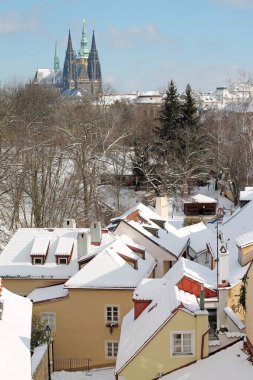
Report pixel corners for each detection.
[88,31,101,81]
[63,29,76,89]
[54,41,60,72]
[88,30,102,97]
[78,18,89,59]
[90,30,97,52]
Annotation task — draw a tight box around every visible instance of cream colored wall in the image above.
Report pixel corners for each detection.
[33,288,133,368]
[118,309,208,380]
[115,222,176,277]
[2,278,65,296]
[239,246,253,266]
[246,263,253,345]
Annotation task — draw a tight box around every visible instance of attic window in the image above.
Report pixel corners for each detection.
[31,236,50,265]
[58,258,68,265]
[34,257,43,265]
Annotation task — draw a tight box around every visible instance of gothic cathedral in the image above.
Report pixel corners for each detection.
[33,19,102,99]
[62,19,102,97]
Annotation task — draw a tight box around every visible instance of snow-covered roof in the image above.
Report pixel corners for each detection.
[163,257,217,289]
[173,222,217,258]
[33,68,63,84]
[222,201,253,285]
[55,237,74,256]
[31,235,50,256]
[127,219,188,258]
[116,285,199,373]
[162,341,251,380]
[133,258,217,301]
[240,189,253,201]
[27,284,69,303]
[65,235,156,289]
[0,287,32,380]
[112,203,216,258]
[185,194,218,204]
[224,306,245,330]
[111,202,165,223]
[0,227,115,280]
[235,231,253,248]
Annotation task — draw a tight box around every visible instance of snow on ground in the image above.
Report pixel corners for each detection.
[51,342,252,380]
[168,180,235,229]
[162,341,253,380]
[52,367,115,380]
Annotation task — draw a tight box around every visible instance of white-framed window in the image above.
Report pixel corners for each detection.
[34,257,43,265]
[58,257,68,265]
[105,305,119,324]
[41,312,56,331]
[170,331,194,356]
[105,340,118,358]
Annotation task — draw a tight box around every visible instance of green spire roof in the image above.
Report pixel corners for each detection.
[78,18,89,59]
[54,41,60,71]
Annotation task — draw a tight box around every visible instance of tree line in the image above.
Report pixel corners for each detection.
[0,81,251,239]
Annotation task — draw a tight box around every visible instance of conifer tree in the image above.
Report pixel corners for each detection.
[155,80,181,142]
[181,84,199,130]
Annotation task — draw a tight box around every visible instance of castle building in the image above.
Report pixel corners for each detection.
[33,19,102,99]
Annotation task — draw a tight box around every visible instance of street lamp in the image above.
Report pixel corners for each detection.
[45,324,51,380]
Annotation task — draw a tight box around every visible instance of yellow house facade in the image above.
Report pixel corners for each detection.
[246,261,253,354]
[32,288,133,368]
[115,284,209,380]
[28,235,156,368]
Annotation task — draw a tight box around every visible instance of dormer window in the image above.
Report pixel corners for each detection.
[55,237,74,265]
[31,236,50,265]
[34,257,43,265]
[58,258,68,265]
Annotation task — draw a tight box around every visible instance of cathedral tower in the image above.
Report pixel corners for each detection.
[88,31,102,97]
[75,19,91,93]
[63,30,76,89]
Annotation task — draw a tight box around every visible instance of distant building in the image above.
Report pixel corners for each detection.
[33,19,102,99]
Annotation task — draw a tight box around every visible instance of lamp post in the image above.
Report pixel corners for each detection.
[45,324,51,380]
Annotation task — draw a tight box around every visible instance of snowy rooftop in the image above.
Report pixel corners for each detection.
[111,202,165,223]
[133,257,217,301]
[116,285,199,373]
[55,237,74,256]
[163,257,217,289]
[235,230,253,248]
[161,341,252,380]
[112,203,217,258]
[221,201,253,285]
[0,227,115,279]
[0,287,32,380]
[185,194,218,204]
[28,284,68,303]
[65,235,156,289]
[240,189,253,201]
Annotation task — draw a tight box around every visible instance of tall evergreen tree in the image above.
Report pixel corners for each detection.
[181,84,199,130]
[155,80,181,141]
